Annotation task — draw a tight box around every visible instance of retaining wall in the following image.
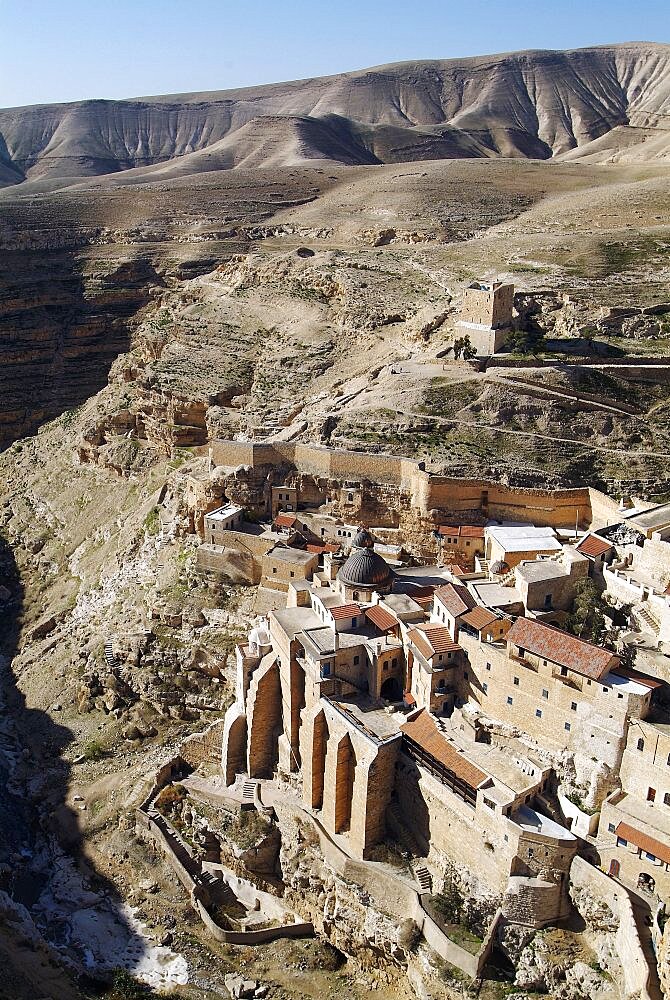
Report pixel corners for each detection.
[205,439,593,528]
[570,856,653,1000]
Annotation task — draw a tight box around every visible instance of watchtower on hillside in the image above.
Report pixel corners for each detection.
[457,280,514,356]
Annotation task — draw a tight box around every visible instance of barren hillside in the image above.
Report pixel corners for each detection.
[1,43,669,187]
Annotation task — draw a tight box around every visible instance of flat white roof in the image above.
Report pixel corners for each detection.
[205,503,244,522]
[515,805,576,841]
[605,672,652,696]
[487,525,561,553]
[471,581,523,608]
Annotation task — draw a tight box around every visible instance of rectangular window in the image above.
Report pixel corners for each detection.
[513,676,519,686]
[647,787,656,802]
[564,722,571,732]
[486,662,491,671]
[536,709,542,718]
[664,792,670,806]
[351,617,357,627]
[645,852,657,862]
[617,836,627,847]
[608,823,615,833]
[507,696,513,706]
[290,571,295,578]
[571,702,577,711]
[560,666,568,676]
[353,655,359,665]
[272,567,277,574]
[483,683,488,694]
[542,689,549,699]
[518,647,525,658]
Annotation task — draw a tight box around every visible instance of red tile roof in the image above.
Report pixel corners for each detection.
[460,525,485,538]
[576,534,613,558]
[460,607,500,631]
[447,563,468,577]
[616,822,670,866]
[329,603,361,620]
[408,623,461,659]
[506,618,616,681]
[306,544,327,554]
[437,526,459,538]
[274,514,297,529]
[401,710,487,789]
[437,524,484,538]
[434,583,477,618]
[365,605,399,632]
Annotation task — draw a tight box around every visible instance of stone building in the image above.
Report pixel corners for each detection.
[260,545,319,592]
[203,502,245,544]
[213,482,668,937]
[456,280,515,356]
[574,532,615,574]
[485,525,562,569]
[455,617,654,769]
[271,484,298,517]
[513,546,589,616]
[398,709,577,921]
[599,718,670,901]
[436,524,485,567]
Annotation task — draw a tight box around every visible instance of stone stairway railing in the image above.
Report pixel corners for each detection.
[104,640,119,668]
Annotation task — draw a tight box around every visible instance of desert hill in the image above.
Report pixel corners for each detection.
[1,42,669,187]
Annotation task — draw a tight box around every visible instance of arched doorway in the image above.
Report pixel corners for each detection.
[608,859,620,878]
[380,676,402,701]
[334,734,356,833]
[310,711,329,810]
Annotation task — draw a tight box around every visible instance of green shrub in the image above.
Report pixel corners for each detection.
[144,507,160,536]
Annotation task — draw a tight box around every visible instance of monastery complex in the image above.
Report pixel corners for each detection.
[176,435,670,990]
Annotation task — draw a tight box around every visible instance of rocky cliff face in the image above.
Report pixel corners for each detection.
[1,43,669,187]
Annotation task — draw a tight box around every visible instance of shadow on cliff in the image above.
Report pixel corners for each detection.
[0,533,152,995]
[0,218,163,451]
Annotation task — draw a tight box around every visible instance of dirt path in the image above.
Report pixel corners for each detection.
[382,407,670,459]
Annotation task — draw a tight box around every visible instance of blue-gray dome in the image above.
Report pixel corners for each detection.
[337,547,393,589]
[352,527,375,549]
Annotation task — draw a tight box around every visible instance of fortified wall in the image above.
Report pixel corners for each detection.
[207,439,594,529]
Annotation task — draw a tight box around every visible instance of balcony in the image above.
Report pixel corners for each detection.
[551,669,581,691]
[510,652,538,672]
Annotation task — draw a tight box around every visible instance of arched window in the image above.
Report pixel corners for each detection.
[637,738,645,752]
[353,591,359,600]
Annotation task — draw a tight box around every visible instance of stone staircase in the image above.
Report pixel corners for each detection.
[633,603,661,636]
[412,864,433,894]
[104,640,119,668]
[242,779,258,807]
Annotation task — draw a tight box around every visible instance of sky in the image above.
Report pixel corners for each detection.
[1,0,668,108]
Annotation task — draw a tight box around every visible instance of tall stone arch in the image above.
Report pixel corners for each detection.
[333,733,357,834]
[246,658,282,779]
[309,710,329,810]
[221,704,247,786]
